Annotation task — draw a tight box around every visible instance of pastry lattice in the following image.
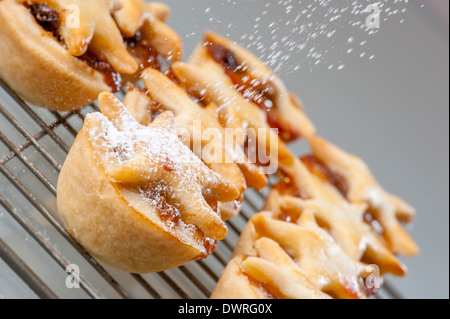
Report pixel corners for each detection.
[263,190,408,275]
[212,139,418,298]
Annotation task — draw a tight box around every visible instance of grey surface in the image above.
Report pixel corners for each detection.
[161,0,449,299]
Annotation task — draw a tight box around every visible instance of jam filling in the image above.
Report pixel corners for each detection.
[195,239,218,261]
[204,37,240,72]
[300,155,349,198]
[274,171,310,200]
[277,209,301,224]
[24,1,62,41]
[246,274,279,299]
[136,183,219,260]
[204,36,301,142]
[277,213,294,224]
[155,195,182,228]
[124,31,161,71]
[78,51,122,92]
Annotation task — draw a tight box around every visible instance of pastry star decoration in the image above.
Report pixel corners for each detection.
[250,212,370,299]
[241,237,331,299]
[277,196,407,276]
[308,136,419,256]
[84,92,239,241]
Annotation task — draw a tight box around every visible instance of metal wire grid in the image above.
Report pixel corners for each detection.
[0,78,403,299]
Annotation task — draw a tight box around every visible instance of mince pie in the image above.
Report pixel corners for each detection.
[0,0,181,111]
[57,92,239,273]
[172,31,316,142]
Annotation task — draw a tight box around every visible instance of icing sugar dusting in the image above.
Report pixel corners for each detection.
[86,111,215,185]
[84,102,230,243]
[201,0,411,73]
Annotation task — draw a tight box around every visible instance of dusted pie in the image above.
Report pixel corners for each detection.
[57,92,239,273]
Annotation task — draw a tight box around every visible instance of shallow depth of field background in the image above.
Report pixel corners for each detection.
[161,0,449,299]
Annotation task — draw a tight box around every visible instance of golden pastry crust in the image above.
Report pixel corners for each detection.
[0,0,181,111]
[57,92,239,273]
[224,212,373,299]
[0,0,416,293]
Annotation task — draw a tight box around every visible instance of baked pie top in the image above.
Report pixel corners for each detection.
[184,31,316,142]
[305,136,419,256]
[212,239,331,299]
[169,32,317,176]
[222,211,377,299]
[18,0,181,90]
[264,191,407,276]
[84,92,239,243]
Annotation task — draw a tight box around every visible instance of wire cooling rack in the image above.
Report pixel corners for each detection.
[0,77,403,299]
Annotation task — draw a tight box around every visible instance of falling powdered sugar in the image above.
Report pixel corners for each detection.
[201,0,412,73]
